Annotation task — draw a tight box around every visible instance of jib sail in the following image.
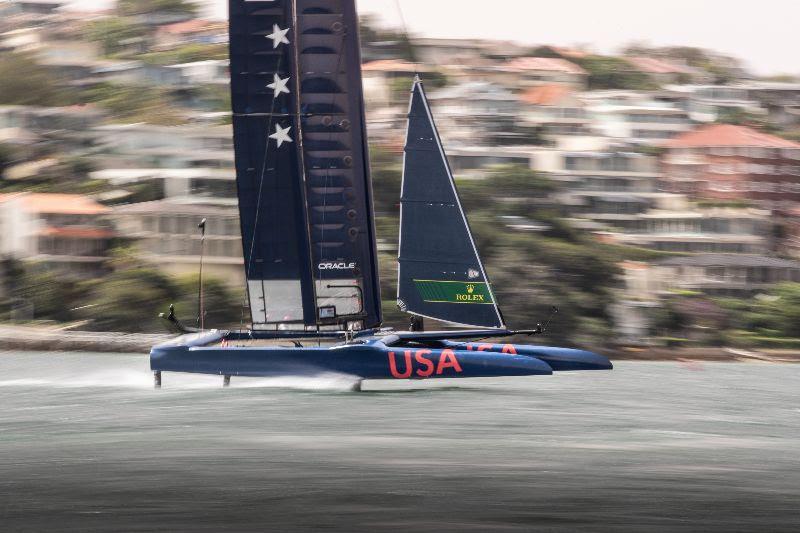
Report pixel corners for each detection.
[229,0,381,331]
[397,78,505,329]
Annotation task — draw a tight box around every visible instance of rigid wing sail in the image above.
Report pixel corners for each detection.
[230,0,381,331]
[149,0,612,389]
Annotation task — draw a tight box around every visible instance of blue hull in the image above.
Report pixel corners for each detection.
[150,332,611,381]
[440,341,613,371]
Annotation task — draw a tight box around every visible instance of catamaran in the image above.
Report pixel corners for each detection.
[149,0,612,389]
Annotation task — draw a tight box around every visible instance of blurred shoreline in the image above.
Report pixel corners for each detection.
[2,324,798,362]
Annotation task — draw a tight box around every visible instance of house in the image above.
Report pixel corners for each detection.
[113,199,244,286]
[624,57,710,86]
[581,90,694,144]
[0,193,114,277]
[90,168,237,202]
[518,84,592,138]
[660,124,800,203]
[361,59,430,108]
[410,37,526,67]
[625,254,800,299]
[664,84,765,122]
[153,19,227,49]
[0,104,105,151]
[91,123,234,170]
[599,207,773,254]
[746,82,800,129]
[167,60,229,86]
[426,82,531,146]
[499,57,588,89]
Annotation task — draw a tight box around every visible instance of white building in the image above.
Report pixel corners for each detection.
[498,57,588,89]
[0,192,114,276]
[113,199,244,287]
[427,82,529,146]
[90,168,237,202]
[91,123,234,169]
[624,254,800,299]
[581,90,694,144]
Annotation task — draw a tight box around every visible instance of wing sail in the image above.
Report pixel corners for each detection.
[229,0,382,331]
[396,78,505,329]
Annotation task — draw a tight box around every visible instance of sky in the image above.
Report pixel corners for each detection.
[67,0,800,76]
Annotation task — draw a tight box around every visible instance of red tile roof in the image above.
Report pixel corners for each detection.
[159,19,223,35]
[40,227,114,239]
[663,124,800,149]
[519,84,573,105]
[504,57,587,75]
[361,59,430,73]
[625,57,693,75]
[546,46,589,59]
[1,193,111,215]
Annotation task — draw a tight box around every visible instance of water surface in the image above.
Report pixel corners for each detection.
[1,353,798,531]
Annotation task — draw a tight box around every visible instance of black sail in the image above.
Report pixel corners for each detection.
[397,79,505,329]
[229,0,382,331]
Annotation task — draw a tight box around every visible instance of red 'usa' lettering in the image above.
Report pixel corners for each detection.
[387,349,463,379]
[388,350,413,378]
[436,349,462,375]
[414,349,434,377]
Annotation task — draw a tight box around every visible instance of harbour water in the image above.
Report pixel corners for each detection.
[1,352,798,531]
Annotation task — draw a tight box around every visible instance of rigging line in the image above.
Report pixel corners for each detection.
[392,0,418,74]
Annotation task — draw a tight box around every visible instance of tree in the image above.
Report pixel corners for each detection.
[87,17,145,56]
[173,274,245,329]
[117,0,198,17]
[82,82,185,125]
[82,267,177,332]
[574,56,657,90]
[10,267,83,322]
[0,52,73,106]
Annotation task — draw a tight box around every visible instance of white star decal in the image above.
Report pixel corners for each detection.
[269,123,293,147]
[267,73,290,98]
[266,24,290,48]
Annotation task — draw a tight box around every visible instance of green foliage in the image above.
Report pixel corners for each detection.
[456,164,557,215]
[621,44,742,84]
[83,82,184,125]
[713,283,800,343]
[529,46,562,58]
[81,267,176,331]
[575,56,657,90]
[172,273,246,329]
[139,43,229,65]
[82,266,243,332]
[695,199,754,209]
[369,145,402,215]
[193,84,231,113]
[117,0,198,17]
[87,17,145,56]
[8,266,82,322]
[0,52,74,106]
